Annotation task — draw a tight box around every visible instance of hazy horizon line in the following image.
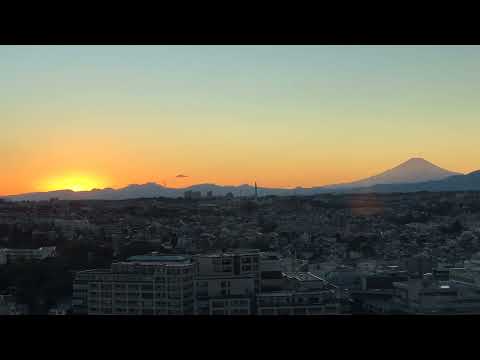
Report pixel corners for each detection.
[2,157,476,198]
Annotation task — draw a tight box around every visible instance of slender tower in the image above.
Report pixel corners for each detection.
[254,182,258,199]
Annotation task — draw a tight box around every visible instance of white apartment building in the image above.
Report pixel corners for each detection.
[0,246,56,265]
[73,254,195,315]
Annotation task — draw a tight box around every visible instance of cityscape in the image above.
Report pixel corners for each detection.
[1,45,480,316]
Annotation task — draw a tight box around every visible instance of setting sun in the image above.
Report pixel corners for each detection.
[40,174,108,192]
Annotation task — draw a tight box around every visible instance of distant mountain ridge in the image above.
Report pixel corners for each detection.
[2,158,477,201]
[325,158,460,189]
[349,169,480,194]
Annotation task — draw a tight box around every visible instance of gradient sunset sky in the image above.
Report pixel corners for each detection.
[1,45,479,195]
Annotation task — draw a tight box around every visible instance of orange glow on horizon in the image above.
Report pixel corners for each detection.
[39,173,109,192]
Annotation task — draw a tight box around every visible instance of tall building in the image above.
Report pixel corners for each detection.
[193,249,261,315]
[184,191,202,200]
[73,254,195,315]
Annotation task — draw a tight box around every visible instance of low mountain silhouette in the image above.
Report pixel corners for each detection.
[2,158,476,201]
[2,182,291,201]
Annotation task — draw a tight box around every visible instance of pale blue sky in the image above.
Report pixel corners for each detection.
[1,45,479,194]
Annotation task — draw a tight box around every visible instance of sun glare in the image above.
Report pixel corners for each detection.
[41,174,107,192]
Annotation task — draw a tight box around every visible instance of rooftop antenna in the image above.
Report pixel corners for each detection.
[291,248,296,272]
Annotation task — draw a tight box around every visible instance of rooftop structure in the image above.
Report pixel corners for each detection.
[126,254,191,265]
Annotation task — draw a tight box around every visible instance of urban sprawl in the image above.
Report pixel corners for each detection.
[1,190,480,315]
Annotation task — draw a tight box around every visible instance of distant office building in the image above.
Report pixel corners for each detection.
[191,191,202,199]
[73,254,195,315]
[184,191,202,200]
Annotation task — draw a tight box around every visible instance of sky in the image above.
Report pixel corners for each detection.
[1,45,480,195]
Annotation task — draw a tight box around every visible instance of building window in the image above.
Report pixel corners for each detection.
[212,300,224,307]
[260,309,274,315]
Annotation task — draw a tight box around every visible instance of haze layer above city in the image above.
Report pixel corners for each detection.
[1,45,480,196]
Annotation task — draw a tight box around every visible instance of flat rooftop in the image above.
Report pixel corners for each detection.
[195,249,260,257]
[126,254,190,263]
[257,289,334,297]
[77,269,112,274]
